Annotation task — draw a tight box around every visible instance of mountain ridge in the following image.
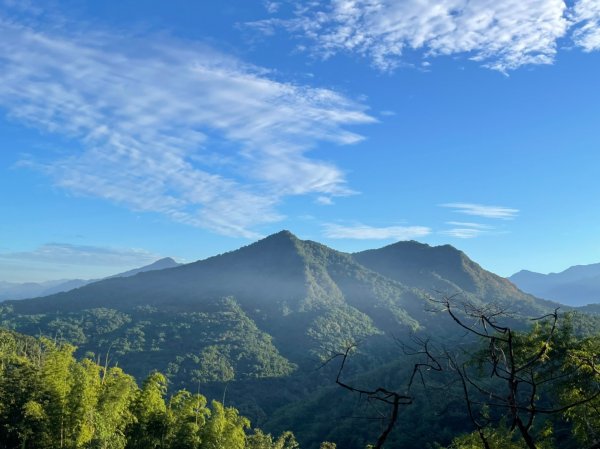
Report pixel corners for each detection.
[353,239,550,315]
[0,231,559,426]
[509,262,600,306]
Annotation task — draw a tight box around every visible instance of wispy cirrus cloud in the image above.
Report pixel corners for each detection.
[315,196,335,205]
[442,221,493,239]
[0,243,163,282]
[250,0,600,72]
[0,11,375,238]
[441,203,519,220]
[446,221,493,228]
[323,223,431,240]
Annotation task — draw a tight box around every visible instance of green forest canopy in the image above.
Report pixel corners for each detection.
[1,307,600,449]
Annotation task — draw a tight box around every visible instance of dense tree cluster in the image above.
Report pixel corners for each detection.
[1,307,599,449]
[0,329,334,449]
[264,307,600,449]
[0,301,297,392]
[324,303,600,449]
[434,304,600,449]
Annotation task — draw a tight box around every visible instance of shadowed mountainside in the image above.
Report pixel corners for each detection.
[0,231,557,437]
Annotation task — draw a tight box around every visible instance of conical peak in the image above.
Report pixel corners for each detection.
[145,257,179,268]
[243,231,354,272]
[250,230,301,250]
[267,230,299,241]
[227,230,303,264]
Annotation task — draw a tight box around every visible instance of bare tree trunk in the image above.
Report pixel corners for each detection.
[515,410,537,449]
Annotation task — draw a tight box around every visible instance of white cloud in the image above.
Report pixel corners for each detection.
[441,228,487,239]
[445,221,493,229]
[0,14,375,238]
[571,0,600,51]
[441,203,519,219]
[0,243,160,267]
[323,223,431,240]
[253,0,600,72]
[264,1,281,14]
[442,222,493,238]
[315,196,334,205]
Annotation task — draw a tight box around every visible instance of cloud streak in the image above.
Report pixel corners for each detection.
[0,243,160,267]
[441,203,519,219]
[251,0,600,71]
[323,223,431,240]
[442,221,493,239]
[0,12,375,238]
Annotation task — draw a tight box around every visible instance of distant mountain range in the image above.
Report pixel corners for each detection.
[0,231,554,383]
[509,262,600,306]
[0,257,181,301]
[0,231,568,447]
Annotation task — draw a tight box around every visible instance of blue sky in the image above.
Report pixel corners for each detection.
[1,0,599,282]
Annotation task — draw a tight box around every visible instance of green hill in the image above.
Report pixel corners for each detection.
[0,231,558,436]
[353,240,552,315]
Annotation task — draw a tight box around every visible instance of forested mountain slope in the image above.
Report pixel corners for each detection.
[0,231,558,438]
[354,240,551,315]
[0,328,326,449]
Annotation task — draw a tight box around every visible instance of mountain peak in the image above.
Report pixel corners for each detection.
[245,230,301,252]
[353,240,512,298]
[266,230,299,241]
[135,257,180,271]
[108,257,181,278]
[510,269,542,278]
[362,239,464,260]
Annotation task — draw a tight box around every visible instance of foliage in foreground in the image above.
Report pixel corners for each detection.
[2,307,600,449]
[440,310,600,449]
[0,329,334,449]
[267,310,600,449]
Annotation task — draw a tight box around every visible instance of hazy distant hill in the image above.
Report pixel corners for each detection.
[0,279,88,302]
[0,257,181,301]
[107,257,181,278]
[0,232,553,393]
[579,303,600,315]
[509,263,600,306]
